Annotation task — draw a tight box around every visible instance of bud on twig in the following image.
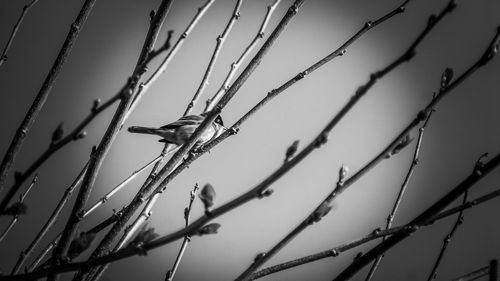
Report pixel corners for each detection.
[91,98,101,113]
[199,183,216,210]
[310,201,332,224]
[51,123,64,145]
[130,224,159,247]
[440,67,453,89]
[149,10,155,22]
[74,131,87,140]
[194,223,221,236]
[338,164,349,185]
[284,140,299,163]
[2,202,27,216]
[388,133,414,158]
[68,232,96,259]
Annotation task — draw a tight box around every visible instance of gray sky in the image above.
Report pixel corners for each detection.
[0,0,499,280]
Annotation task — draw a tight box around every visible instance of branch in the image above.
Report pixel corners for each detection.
[331,24,500,280]
[0,0,98,205]
[250,183,500,280]
[82,156,161,217]
[0,96,115,214]
[8,179,500,280]
[145,0,414,206]
[183,0,243,116]
[84,195,160,281]
[0,11,175,213]
[204,0,281,111]
[126,0,216,121]
[82,1,306,278]
[426,191,468,280]
[0,0,40,67]
[165,184,200,281]
[0,174,37,243]
[364,86,437,281]
[451,265,491,281]
[11,165,87,274]
[48,1,174,280]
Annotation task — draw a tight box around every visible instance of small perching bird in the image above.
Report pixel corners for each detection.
[128,113,226,148]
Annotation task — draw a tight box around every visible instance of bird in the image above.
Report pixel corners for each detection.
[128,113,226,148]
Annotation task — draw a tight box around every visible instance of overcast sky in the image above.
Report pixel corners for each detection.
[1,0,500,280]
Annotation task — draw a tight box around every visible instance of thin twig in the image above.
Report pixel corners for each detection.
[331,24,500,281]
[82,156,162,217]
[126,0,216,121]
[0,0,41,67]
[165,184,200,281]
[85,194,160,281]
[0,174,38,243]
[82,2,306,279]
[0,96,117,214]
[364,98,436,281]
[451,265,490,281]
[426,191,468,280]
[184,0,243,116]
[205,0,281,112]
[48,1,174,280]
[144,0,412,205]
[9,180,500,280]
[11,164,87,274]
[250,185,500,280]
[0,22,174,213]
[0,0,98,208]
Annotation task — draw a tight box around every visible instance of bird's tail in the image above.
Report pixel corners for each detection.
[128,126,161,135]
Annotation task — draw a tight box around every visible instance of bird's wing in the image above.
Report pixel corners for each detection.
[160,114,204,129]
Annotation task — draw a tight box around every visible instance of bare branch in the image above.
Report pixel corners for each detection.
[0,96,116,214]
[165,184,200,281]
[11,165,87,274]
[0,0,41,67]
[82,156,162,217]
[0,174,37,243]
[126,0,216,121]
[82,1,306,279]
[364,88,436,281]
[48,1,174,279]
[204,0,281,111]
[426,191,468,280]
[0,0,98,207]
[9,177,500,280]
[184,0,243,116]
